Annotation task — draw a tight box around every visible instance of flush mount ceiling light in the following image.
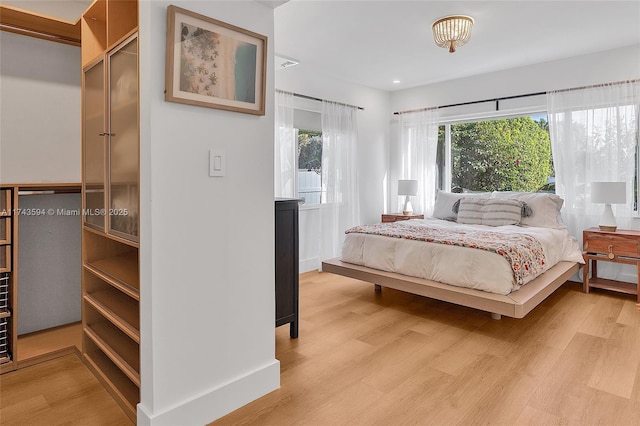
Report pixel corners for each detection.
[432,15,474,53]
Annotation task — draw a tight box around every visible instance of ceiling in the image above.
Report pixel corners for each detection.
[4,1,639,92]
[275,0,640,91]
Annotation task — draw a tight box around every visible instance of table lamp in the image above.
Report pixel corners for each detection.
[398,179,418,215]
[591,181,626,232]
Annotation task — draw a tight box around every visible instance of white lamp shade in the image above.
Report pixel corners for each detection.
[591,182,626,204]
[398,179,418,196]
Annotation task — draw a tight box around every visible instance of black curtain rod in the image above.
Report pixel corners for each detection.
[393,91,546,115]
[278,90,364,111]
[393,79,639,116]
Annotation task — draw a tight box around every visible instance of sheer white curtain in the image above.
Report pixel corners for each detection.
[398,109,440,216]
[274,90,297,198]
[319,101,360,260]
[548,81,640,279]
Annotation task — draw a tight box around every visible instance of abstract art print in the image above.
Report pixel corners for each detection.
[165,5,267,115]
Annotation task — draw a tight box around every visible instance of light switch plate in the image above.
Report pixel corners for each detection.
[209,150,225,177]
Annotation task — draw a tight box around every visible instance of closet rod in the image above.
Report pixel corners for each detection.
[0,23,81,46]
[393,78,639,115]
[18,189,81,195]
[279,90,364,111]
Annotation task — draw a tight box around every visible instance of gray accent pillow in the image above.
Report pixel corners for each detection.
[433,190,490,221]
[457,198,523,226]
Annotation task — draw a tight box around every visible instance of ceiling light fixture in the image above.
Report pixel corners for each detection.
[432,15,474,53]
[392,80,401,84]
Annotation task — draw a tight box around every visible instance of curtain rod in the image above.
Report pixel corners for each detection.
[550,79,639,94]
[394,91,546,115]
[278,90,364,111]
[393,79,639,115]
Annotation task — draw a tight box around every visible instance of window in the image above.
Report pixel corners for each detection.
[297,129,324,204]
[436,114,553,193]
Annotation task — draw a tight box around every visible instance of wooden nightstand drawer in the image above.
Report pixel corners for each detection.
[584,233,640,258]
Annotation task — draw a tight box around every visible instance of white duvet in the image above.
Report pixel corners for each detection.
[341,218,585,295]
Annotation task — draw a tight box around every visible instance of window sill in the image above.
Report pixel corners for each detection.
[299,203,321,211]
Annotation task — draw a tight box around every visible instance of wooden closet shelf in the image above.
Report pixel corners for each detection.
[84,292,139,343]
[83,349,138,420]
[84,325,139,386]
[0,310,10,319]
[83,225,139,249]
[84,253,139,299]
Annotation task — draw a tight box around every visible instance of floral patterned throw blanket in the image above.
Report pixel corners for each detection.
[345,223,546,286]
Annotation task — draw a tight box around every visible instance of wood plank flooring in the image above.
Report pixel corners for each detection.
[214,271,640,426]
[0,354,131,425]
[1,271,639,425]
[17,322,82,362]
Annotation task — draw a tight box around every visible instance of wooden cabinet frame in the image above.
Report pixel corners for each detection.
[80,1,139,419]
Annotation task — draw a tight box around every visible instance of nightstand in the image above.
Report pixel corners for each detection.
[583,227,640,302]
[381,213,424,223]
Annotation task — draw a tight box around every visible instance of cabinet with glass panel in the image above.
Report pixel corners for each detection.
[81,0,139,420]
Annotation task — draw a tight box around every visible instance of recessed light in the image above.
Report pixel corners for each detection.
[392,80,401,84]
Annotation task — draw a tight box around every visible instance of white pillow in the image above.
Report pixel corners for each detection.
[433,190,490,221]
[457,198,523,226]
[491,191,565,228]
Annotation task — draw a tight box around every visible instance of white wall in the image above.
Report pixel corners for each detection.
[391,44,640,114]
[276,64,391,272]
[138,2,278,425]
[0,32,81,183]
[18,193,82,335]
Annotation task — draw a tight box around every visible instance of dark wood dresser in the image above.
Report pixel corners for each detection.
[275,198,300,338]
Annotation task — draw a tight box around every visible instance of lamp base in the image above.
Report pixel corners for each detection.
[598,204,618,232]
[402,196,413,216]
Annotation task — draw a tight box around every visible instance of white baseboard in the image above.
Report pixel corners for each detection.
[300,257,320,274]
[137,359,280,426]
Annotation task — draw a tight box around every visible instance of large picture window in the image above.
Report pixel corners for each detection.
[437,114,553,193]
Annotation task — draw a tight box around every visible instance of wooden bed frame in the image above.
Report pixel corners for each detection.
[321,258,580,319]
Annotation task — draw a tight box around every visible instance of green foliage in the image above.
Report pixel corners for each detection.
[298,130,322,171]
[451,117,552,192]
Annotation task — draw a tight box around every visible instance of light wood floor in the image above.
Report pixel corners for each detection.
[2,272,639,425]
[17,322,82,363]
[0,354,131,425]
[214,271,640,425]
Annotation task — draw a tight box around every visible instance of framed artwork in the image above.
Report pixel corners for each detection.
[165,5,267,115]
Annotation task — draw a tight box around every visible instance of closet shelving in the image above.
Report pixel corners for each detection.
[0,184,83,374]
[0,188,13,367]
[81,0,139,420]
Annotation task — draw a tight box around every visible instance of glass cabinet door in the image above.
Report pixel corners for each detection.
[108,35,139,241]
[83,60,106,231]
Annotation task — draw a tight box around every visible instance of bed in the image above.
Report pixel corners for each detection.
[321,191,585,319]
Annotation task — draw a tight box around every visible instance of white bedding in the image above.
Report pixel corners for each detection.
[341,218,585,295]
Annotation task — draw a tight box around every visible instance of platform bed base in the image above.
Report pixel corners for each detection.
[321,259,579,319]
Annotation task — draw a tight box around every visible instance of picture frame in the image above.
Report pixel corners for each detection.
[165,5,267,115]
